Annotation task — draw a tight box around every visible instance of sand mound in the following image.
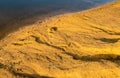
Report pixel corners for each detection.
[0,1,120,78]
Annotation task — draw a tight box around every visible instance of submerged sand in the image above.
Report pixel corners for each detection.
[0,0,120,78]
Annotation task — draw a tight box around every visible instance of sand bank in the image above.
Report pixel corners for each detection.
[0,0,120,78]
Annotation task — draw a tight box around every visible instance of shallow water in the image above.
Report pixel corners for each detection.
[0,0,114,38]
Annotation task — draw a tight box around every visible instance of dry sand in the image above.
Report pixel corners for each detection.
[0,0,120,78]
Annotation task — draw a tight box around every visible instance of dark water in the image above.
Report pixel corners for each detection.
[0,0,114,38]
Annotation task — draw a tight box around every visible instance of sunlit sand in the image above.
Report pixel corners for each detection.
[0,0,120,78]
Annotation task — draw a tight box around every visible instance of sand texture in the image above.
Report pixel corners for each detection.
[0,1,120,78]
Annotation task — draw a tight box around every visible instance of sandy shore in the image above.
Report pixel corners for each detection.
[0,0,115,39]
[0,9,68,39]
[0,0,120,78]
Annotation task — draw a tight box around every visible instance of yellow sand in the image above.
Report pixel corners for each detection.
[0,1,120,78]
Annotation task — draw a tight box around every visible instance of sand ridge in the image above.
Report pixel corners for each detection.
[0,0,120,78]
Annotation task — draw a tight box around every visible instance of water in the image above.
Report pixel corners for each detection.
[0,0,114,38]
